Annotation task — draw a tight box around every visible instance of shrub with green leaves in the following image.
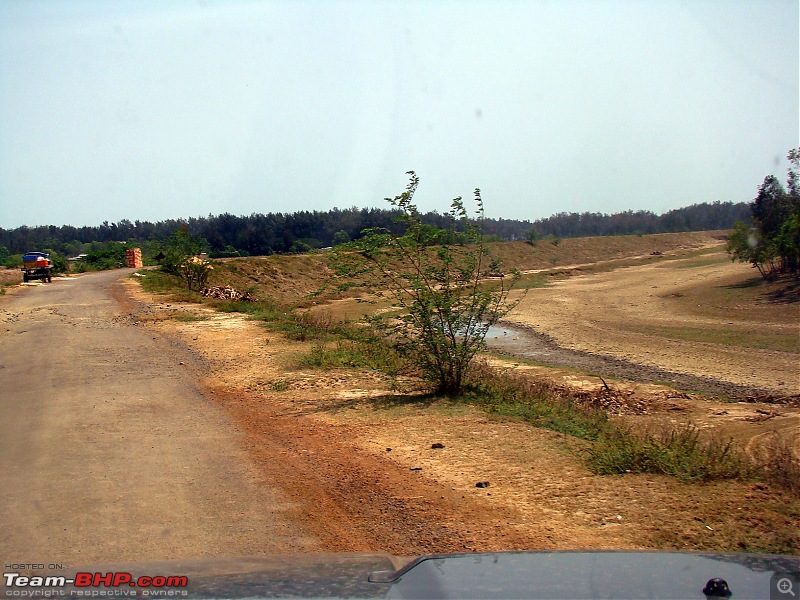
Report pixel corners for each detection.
[180,256,213,291]
[161,229,207,277]
[727,147,800,278]
[332,172,522,394]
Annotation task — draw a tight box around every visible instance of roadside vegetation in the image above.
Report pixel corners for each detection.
[131,221,799,556]
[727,147,800,279]
[138,270,202,303]
[459,361,796,491]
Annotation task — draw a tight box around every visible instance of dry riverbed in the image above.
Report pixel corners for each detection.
[116,247,800,554]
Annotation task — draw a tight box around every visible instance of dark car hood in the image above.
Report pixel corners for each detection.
[4,550,799,599]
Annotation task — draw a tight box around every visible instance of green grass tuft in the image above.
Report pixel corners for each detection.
[461,361,610,441]
[169,313,211,322]
[137,271,203,302]
[587,423,749,483]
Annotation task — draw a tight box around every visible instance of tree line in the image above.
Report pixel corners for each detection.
[1,200,749,260]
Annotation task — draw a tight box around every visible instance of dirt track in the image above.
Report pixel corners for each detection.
[0,271,317,565]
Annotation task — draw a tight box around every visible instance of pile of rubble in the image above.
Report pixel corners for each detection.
[741,409,782,422]
[200,286,255,302]
[743,393,800,407]
[571,385,650,415]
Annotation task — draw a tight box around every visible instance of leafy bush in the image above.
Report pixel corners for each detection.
[46,251,69,274]
[333,230,350,246]
[332,172,522,394]
[161,229,207,277]
[82,241,128,270]
[180,256,213,290]
[3,254,22,268]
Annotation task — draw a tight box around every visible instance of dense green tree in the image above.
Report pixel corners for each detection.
[44,249,69,274]
[727,148,800,278]
[332,230,350,246]
[751,175,790,240]
[161,229,207,277]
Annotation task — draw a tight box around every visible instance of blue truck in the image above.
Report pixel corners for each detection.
[21,252,53,283]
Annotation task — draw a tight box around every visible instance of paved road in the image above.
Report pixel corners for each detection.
[0,271,316,566]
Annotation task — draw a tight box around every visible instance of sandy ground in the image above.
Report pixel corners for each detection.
[116,258,800,555]
[504,251,799,396]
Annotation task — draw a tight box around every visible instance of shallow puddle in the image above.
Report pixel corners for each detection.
[485,324,552,358]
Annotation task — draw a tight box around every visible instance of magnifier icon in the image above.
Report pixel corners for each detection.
[778,578,796,597]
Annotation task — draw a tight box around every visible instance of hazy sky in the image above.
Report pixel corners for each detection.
[0,0,797,228]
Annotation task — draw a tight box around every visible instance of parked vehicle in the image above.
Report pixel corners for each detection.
[21,252,52,283]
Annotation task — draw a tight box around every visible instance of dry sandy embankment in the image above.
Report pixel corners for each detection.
[502,250,799,396]
[117,241,800,555]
